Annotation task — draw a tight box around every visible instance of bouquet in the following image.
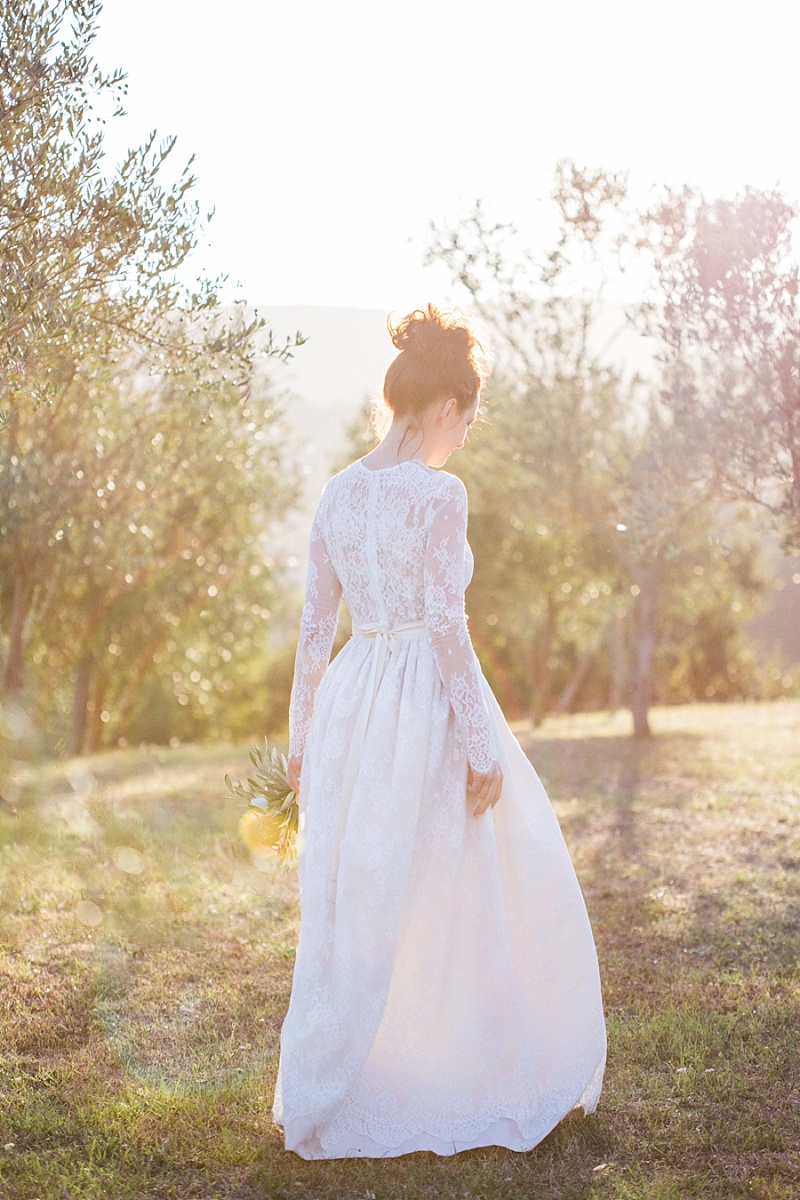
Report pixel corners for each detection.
[225,737,298,865]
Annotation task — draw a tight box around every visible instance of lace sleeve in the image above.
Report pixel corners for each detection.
[288,501,342,758]
[424,476,500,775]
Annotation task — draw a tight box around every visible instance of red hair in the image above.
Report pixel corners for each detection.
[383,303,490,418]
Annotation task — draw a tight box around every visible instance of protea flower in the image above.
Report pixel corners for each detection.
[225,738,298,865]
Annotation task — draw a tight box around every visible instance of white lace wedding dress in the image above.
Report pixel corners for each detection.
[272,458,606,1159]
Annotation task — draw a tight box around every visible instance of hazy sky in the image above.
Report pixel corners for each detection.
[94,0,799,311]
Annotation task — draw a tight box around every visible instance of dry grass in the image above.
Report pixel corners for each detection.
[1,699,798,1199]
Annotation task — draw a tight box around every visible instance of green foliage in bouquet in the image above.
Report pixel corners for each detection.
[225,738,298,865]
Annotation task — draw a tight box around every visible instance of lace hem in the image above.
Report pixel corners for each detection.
[276,1056,606,1159]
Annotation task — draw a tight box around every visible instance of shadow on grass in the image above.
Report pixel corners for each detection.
[512,731,706,993]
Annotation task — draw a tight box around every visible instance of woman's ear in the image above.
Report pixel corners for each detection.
[439,396,459,424]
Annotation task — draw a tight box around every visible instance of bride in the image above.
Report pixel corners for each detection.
[272,304,606,1159]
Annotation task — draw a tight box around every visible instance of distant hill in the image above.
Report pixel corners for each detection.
[262,304,393,489]
[262,304,394,415]
[257,306,393,591]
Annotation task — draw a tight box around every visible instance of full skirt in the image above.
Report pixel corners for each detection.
[272,635,606,1158]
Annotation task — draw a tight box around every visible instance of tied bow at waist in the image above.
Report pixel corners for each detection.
[352,618,428,648]
[328,620,428,903]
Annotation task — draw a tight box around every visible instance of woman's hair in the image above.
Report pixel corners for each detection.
[383,303,490,418]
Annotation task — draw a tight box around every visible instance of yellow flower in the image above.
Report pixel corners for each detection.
[239,808,284,853]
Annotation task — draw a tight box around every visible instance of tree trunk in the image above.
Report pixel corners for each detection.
[529,591,559,726]
[790,434,800,547]
[630,562,662,738]
[553,642,597,715]
[554,607,616,716]
[2,572,32,694]
[608,600,628,714]
[86,668,107,754]
[69,650,94,756]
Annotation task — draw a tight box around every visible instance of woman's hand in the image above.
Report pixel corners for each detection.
[287,753,303,794]
[467,761,503,816]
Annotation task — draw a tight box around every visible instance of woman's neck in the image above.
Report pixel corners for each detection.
[365,419,436,467]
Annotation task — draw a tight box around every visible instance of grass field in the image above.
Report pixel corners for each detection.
[1,699,799,1199]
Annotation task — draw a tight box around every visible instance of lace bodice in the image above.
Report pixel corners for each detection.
[288,458,500,774]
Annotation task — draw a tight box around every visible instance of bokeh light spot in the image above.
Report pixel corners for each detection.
[75,900,103,927]
[112,846,146,874]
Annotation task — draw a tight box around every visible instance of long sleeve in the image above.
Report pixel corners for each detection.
[288,503,342,759]
[423,476,500,775]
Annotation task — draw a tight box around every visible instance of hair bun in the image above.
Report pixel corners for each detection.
[382,301,490,425]
[388,304,472,360]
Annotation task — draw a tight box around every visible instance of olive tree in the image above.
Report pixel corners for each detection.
[4,352,302,753]
[637,186,800,550]
[425,168,735,736]
[0,1,306,758]
[0,0,304,692]
[0,0,301,425]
